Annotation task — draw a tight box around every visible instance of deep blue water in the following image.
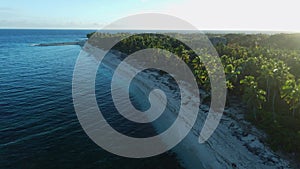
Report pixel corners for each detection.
[0,29,183,169]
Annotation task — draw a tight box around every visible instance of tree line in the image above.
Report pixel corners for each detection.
[87,32,300,160]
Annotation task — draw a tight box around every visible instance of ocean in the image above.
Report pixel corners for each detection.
[0,29,184,169]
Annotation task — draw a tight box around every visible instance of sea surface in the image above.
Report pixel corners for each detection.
[0,29,184,169]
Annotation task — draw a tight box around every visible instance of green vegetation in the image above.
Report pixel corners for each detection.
[215,34,300,159]
[88,32,300,160]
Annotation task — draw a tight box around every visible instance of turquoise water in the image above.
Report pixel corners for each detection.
[0,29,184,169]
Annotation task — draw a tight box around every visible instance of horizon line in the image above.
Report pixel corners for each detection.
[0,27,299,33]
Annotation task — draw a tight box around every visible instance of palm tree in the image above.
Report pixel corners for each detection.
[240,76,266,120]
[281,79,300,116]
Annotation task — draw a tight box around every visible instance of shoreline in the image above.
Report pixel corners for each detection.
[82,43,293,168]
[33,41,86,47]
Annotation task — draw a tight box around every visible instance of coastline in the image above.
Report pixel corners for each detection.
[82,43,292,169]
[33,41,86,47]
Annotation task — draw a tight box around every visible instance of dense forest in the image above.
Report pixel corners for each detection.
[87,32,300,161]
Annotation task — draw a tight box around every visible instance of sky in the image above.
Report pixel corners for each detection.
[1,0,300,31]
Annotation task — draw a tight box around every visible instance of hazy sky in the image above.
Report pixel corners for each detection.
[1,0,299,31]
